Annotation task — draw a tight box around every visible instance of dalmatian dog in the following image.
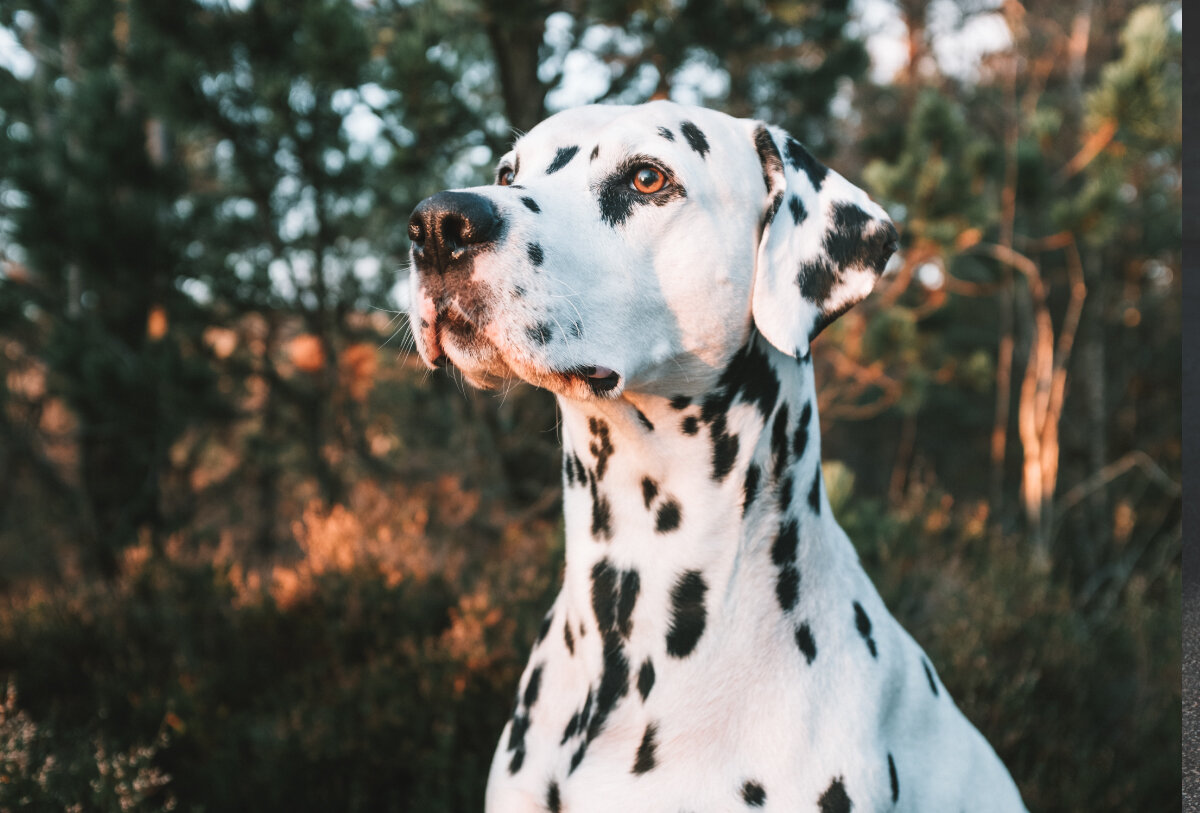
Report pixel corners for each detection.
[407,101,1027,812]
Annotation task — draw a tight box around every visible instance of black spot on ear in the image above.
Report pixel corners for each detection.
[666,570,708,658]
[641,477,659,509]
[521,196,541,213]
[638,658,655,700]
[680,121,710,158]
[564,621,575,655]
[547,781,562,813]
[547,145,580,174]
[655,499,681,533]
[590,144,599,161]
[826,202,899,275]
[741,780,766,806]
[797,256,838,305]
[853,600,877,658]
[635,407,655,431]
[785,137,827,191]
[742,463,761,516]
[682,415,700,436]
[888,753,899,803]
[789,195,807,224]
[527,242,544,266]
[670,395,692,410]
[632,722,659,774]
[657,126,675,142]
[795,621,817,664]
[793,401,812,458]
[753,125,784,196]
[527,323,552,345]
[818,776,851,813]
[923,658,940,697]
[808,469,821,514]
[523,665,543,708]
[771,404,791,479]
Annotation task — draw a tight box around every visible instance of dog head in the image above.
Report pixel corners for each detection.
[407,101,897,400]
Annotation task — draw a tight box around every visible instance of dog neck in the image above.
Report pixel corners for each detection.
[553,332,851,668]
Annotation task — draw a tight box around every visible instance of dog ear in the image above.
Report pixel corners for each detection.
[747,123,899,360]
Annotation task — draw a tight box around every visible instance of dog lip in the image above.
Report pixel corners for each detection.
[581,366,621,395]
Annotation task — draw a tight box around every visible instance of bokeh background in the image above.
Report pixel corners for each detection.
[0,0,1181,810]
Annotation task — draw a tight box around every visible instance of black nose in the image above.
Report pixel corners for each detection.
[408,192,501,272]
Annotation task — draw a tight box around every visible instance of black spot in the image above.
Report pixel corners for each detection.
[657,126,675,141]
[641,477,659,509]
[666,570,708,658]
[742,463,760,516]
[771,404,791,478]
[818,776,851,813]
[547,781,562,813]
[547,145,580,174]
[527,242,544,266]
[776,565,800,611]
[509,747,524,774]
[826,202,897,276]
[797,256,838,306]
[564,621,575,655]
[742,780,767,806]
[632,722,658,774]
[587,633,630,742]
[670,394,692,410]
[778,473,794,513]
[789,195,807,225]
[561,710,579,744]
[617,569,641,639]
[888,753,899,803]
[793,402,812,458]
[711,431,739,482]
[682,415,700,436]
[521,196,540,213]
[570,742,586,773]
[523,665,543,708]
[591,560,618,635]
[763,191,784,231]
[680,121,710,158]
[853,601,877,658]
[794,622,816,664]
[588,417,614,480]
[752,125,784,197]
[508,712,529,752]
[572,454,587,484]
[720,339,781,419]
[590,144,599,161]
[638,659,655,700]
[591,481,613,540]
[923,658,940,697]
[808,469,821,514]
[771,518,799,566]
[527,323,552,345]
[563,454,576,487]
[784,137,828,191]
[635,407,655,431]
[655,499,681,533]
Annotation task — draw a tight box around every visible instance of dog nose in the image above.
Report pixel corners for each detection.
[408,192,501,272]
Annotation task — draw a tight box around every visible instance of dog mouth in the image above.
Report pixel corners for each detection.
[417,312,623,399]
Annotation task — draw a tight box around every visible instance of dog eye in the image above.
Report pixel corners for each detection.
[497,167,515,186]
[631,166,666,194]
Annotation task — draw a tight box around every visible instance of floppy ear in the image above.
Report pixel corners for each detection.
[748,123,899,360]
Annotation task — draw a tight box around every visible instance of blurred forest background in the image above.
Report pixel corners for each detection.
[0,0,1181,810]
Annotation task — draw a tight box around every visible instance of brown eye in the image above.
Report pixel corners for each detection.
[497,167,515,186]
[632,166,666,194]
